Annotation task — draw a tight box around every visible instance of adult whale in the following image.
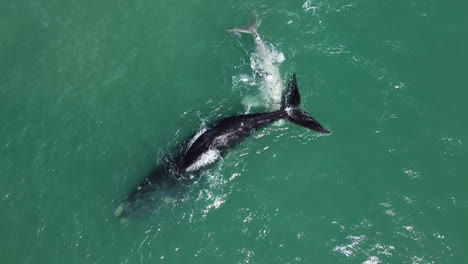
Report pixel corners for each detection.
[114,74,329,219]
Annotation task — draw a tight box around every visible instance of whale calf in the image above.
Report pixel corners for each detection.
[229,17,285,110]
[115,74,328,219]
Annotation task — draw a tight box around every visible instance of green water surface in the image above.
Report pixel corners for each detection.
[1,0,467,263]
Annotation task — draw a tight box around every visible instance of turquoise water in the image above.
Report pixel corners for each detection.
[1,0,467,263]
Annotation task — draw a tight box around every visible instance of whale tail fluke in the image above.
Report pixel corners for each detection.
[282,74,329,133]
[227,15,260,37]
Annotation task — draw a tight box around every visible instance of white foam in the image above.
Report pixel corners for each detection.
[241,96,263,108]
[302,0,319,13]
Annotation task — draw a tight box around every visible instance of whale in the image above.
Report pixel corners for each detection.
[228,17,285,110]
[114,74,329,219]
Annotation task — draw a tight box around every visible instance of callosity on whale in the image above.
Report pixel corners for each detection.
[115,74,328,219]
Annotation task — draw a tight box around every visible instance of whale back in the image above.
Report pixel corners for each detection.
[181,111,285,171]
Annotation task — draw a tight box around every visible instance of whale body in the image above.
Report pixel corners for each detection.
[115,74,328,219]
[228,17,285,110]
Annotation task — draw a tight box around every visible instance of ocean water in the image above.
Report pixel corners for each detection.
[1,0,467,263]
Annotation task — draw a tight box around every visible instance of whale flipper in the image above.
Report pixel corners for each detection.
[283,74,329,133]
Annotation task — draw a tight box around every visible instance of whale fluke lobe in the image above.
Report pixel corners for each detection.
[282,73,301,109]
[227,15,260,38]
[287,108,329,133]
[283,73,329,133]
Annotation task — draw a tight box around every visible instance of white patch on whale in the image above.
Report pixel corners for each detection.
[114,204,124,218]
[213,131,236,147]
[185,149,220,172]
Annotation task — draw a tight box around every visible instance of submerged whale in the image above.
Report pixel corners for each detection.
[228,17,284,110]
[115,74,329,219]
